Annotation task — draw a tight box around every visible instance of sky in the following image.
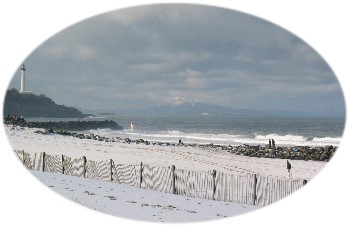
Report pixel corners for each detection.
[8,4,345,116]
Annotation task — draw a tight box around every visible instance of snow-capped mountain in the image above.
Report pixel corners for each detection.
[137,97,269,117]
[169,97,200,106]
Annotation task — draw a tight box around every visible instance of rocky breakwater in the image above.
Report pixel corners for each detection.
[3,116,123,131]
[108,137,337,162]
[222,144,336,162]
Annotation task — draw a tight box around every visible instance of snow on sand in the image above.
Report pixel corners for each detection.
[32,171,259,222]
[2,124,334,222]
[6,125,327,180]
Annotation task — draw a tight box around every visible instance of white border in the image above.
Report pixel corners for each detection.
[1,1,348,226]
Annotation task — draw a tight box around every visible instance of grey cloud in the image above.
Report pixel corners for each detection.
[8,4,345,115]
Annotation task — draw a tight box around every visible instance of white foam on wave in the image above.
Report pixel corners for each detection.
[88,129,341,147]
[255,134,305,142]
[87,116,105,119]
[88,128,113,135]
[313,136,341,143]
[254,134,341,146]
[124,130,243,142]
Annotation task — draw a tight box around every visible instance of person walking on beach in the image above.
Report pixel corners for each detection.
[272,139,275,149]
[269,139,271,149]
[287,160,292,177]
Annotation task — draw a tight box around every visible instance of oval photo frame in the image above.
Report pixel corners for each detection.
[2,3,346,223]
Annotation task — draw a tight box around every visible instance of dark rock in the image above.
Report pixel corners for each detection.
[34,130,47,134]
[4,116,123,131]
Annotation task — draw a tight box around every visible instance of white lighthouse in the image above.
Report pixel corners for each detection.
[19,64,31,94]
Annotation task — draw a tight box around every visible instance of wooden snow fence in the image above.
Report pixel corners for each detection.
[174,168,215,200]
[140,163,173,193]
[112,163,140,187]
[85,159,110,181]
[255,175,305,206]
[214,172,255,204]
[44,153,63,173]
[15,150,42,171]
[63,156,85,177]
[14,150,307,206]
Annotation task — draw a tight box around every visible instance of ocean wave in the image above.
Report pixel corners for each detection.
[255,134,305,142]
[313,136,341,143]
[254,134,341,144]
[306,136,313,141]
[167,130,183,135]
[89,128,113,135]
[127,130,243,141]
[93,129,341,146]
[87,116,105,119]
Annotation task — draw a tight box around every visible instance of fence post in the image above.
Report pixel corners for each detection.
[33,153,37,171]
[253,174,257,205]
[171,165,176,194]
[110,159,113,182]
[61,155,65,174]
[83,156,87,178]
[42,152,46,172]
[139,162,143,188]
[22,150,25,166]
[212,170,217,200]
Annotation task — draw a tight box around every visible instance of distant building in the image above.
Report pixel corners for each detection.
[19,64,31,94]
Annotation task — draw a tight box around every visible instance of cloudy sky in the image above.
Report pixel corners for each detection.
[8,4,345,115]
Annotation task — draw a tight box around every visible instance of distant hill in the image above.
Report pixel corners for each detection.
[3,89,84,118]
[137,97,270,117]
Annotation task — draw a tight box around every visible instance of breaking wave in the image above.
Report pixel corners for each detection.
[88,129,341,147]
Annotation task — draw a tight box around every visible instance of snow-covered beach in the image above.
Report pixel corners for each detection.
[5,124,274,222]
[4,123,337,222]
[6,125,327,180]
[32,171,259,222]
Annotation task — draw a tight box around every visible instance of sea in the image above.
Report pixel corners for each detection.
[28,115,345,147]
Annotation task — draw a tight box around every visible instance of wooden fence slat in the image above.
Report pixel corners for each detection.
[15,150,308,207]
[112,163,140,187]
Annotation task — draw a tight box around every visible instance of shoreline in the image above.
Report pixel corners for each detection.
[23,116,342,147]
[4,116,336,162]
[4,123,329,180]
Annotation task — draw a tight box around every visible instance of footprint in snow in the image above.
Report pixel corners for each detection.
[84,191,96,195]
[104,195,117,200]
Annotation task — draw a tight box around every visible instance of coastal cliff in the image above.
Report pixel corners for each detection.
[3,89,84,118]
